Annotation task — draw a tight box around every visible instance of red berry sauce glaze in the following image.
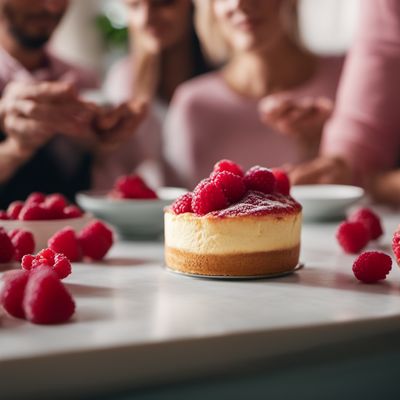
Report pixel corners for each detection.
[209,191,302,218]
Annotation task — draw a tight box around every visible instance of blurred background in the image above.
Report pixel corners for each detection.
[50,0,360,78]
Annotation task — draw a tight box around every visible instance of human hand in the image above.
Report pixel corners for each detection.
[94,101,147,151]
[288,156,352,186]
[0,81,97,150]
[259,96,333,156]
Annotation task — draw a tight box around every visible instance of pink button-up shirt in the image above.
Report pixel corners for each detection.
[0,46,97,93]
[322,0,400,182]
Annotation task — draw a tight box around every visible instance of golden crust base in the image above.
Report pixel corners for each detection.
[165,245,300,277]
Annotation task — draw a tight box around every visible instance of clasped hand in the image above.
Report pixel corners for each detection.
[0,81,146,156]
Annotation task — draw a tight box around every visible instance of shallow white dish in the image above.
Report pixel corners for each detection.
[0,214,93,252]
[291,184,364,221]
[76,187,187,239]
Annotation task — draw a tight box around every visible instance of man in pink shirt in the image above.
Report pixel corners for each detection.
[291,0,400,201]
[0,0,145,207]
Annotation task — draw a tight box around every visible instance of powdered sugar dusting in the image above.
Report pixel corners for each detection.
[210,191,302,218]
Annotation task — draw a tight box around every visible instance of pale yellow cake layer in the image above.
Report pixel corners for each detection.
[164,211,302,255]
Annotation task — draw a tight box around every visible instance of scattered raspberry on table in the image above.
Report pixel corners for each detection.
[352,251,392,283]
[336,221,370,254]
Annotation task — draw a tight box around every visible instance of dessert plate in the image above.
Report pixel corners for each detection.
[77,187,187,239]
[166,263,304,280]
[291,184,364,221]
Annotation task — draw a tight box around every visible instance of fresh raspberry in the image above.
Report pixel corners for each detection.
[0,227,14,263]
[336,221,370,254]
[171,193,193,215]
[21,254,36,270]
[0,210,9,220]
[272,168,291,196]
[23,267,75,325]
[78,221,114,260]
[21,248,72,279]
[213,159,244,177]
[349,208,383,240]
[19,204,50,220]
[211,171,246,203]
[51,254,72,279]
[0,270,29,319]
[114,175,158,199]
[392,230,400,264]
[244,166,276,194]
[62,205,83,219]
[191,178,229,216]
[26,192,46,205]
[7,201,24,219]
[352,251,392,283]
[48,227,82,262]
[43,194,68,219]
[9,229,35,262]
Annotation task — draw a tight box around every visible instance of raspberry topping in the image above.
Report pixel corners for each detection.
[244,166,276,194]
[168,160,301,217]
[19,204,50,221]
[7,201,24,219]
[43,194,68,219]
[211,171,246,204]
[0,270,29,319]
[48,227,82,262]
[23,267,75,325]
[336,221,370,254]
[192,178,229,215]
[78,220,114,260]
[211,191,301,217]
[0,227,15,263]
[26,192,46,205]
[62,205,83,219]
[112,175,158,199]
[172,193,193,215]
[21,248,72,279]
[272,168,291,196]
[9,229,35,262]
[352,251,392,283]
[0,211,9,220]
[213,159,244,177]
[0,194,83,221]
[392,230,400,264]
[349,208,383,240]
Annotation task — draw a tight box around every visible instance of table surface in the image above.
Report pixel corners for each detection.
[1,209,400,399]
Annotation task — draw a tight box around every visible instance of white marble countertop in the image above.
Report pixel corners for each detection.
[1,211,400,399]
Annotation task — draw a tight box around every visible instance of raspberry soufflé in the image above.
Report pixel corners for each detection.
[164,160,302,277]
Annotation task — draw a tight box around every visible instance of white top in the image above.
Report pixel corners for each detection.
[1,209,400,398]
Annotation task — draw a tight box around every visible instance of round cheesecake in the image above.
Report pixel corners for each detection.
[165,191,302,277]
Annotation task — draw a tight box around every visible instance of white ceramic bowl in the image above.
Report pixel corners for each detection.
[291,184,365,221]
[0,214,93,252]
[76,187,187,239]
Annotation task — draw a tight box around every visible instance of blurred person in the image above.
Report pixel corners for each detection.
[0,0,145,207]
[289,0,400,206]
[98,0,211,190]
[163,0,343,189]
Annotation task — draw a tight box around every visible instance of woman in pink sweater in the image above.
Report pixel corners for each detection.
[291,0,400,204]
[163,0,344,189]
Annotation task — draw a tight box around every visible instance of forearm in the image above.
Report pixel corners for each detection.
[131,50,160,102]
[322,0,400,183]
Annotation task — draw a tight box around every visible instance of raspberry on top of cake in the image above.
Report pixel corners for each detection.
[169,159,301,217]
